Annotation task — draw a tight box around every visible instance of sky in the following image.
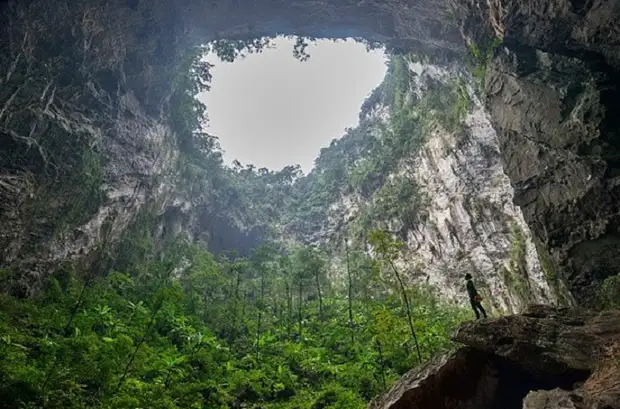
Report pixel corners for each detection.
[197,37,387,174]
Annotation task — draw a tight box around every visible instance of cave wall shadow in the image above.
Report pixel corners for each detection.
[490,355,589,409]
[388,348,591,409]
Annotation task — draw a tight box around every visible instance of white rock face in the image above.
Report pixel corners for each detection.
[318,60,569,313]
[396,103,557,313]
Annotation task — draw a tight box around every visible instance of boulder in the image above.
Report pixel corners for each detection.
[368,347,500,409]
[369,305,620,409]
[454,305,620,376]
[522,389,582,409]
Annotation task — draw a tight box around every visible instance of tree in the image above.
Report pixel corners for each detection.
[368,230,422,364]
[228,259,251,342]
[251,244,278,363]
[345,238,355,340]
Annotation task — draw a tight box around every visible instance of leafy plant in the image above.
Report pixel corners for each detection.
[598,273,620,310]
[368,230,422,364]
[466,36,502,91]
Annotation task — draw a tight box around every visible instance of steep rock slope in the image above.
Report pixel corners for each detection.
[0,25,179,291]
[456,0,620,306]
[296,57,567,313]
[397,62,568,312]
[370,305,620,409]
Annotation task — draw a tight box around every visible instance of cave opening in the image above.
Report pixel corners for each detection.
[393,348,593,409]
[489,355,590,409]
[195,35,388,174]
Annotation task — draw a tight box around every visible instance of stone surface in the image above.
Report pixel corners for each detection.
[370,305,620,409]
[458,0,620,305]
[485,46,620,306]
[581,341,620,409]
[305,59,566,313]
[368,347,501,409]
[454,305,620,376]
[399,62,563,313]
[522,389,582,409]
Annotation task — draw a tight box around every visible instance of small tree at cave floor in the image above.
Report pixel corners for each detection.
[368,229,422,364]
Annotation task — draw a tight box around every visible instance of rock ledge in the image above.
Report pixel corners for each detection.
[370,305,620,409]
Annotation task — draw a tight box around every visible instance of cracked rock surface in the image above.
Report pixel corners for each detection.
[370,305,620,409]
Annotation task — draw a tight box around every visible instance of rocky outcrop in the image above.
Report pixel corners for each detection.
[0,35,179,291]
[368,347,501,409]
[485,46,620,307]
[454,305,620,376]
[370,305,620,409]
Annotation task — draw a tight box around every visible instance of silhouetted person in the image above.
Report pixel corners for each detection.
[465,273,487,319]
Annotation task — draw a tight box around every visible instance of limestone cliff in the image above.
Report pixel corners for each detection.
[456,0,620,306]
[301,57,571,313]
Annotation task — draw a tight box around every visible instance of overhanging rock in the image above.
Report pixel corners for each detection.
[370,305,620,409]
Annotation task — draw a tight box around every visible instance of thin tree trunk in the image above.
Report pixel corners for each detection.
[376,340,387,390]
[41,278,91,397]
[114,294,164,394]
[315,270,323,320]
[229,268,241,343]
[285,280,292,337]
[64,280,89,335]
[278,300,284,324]
[345,240,354,339]
[388,260,422,364]
[298,275,303,342]
[240,289,247,326]
[256,267,265,363]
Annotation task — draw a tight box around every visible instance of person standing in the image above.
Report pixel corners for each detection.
[465,273,487,319]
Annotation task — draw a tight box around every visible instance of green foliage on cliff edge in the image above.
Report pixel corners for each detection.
[598,273,620,310]
[500,222,531,309]
[0,241,467,409]
[285,54,471,239]
[466,36,502,91]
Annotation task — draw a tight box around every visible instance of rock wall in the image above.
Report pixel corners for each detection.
[456,0,620,306]
[315,59,570,313]
[402,110,557,312]
[0,13,180,290]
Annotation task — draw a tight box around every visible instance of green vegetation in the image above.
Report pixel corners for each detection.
[598,273,620,310]
[536,242,557,287]
[466,37,502,91]
[13,119,108,240]
[285,54,471,239]
[0,241,468,409]
[368,230,422,363]
[502,223,530,306]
